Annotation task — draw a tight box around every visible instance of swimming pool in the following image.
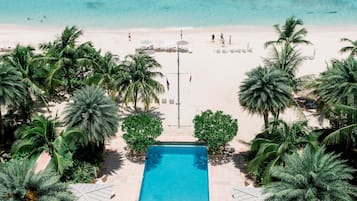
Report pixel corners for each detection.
[139,145,209,201]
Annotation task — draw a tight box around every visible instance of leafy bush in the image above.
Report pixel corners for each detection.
[122,113,163,154]
[193,110,238,154]
[61,160,99,183]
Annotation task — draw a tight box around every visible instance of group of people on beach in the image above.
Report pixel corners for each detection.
[212,33,231,47]
[27,15,47,23]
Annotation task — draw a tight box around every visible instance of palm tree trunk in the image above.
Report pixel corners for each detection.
[263,111,269,129]
[0,109,3,145]
[134,90,138,110]
[65,65,71,94]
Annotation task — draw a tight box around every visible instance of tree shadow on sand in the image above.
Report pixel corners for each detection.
[232,151,250,177]
[99,150,124,176]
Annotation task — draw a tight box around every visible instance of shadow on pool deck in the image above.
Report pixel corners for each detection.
[100,150,124,176]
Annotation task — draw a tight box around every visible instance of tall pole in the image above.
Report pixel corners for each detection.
[177,43,181,128]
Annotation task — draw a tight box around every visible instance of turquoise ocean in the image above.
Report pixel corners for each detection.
[1,0,357,28]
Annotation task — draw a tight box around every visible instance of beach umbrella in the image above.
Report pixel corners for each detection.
[140,40,152,45]
[69,183,114,201]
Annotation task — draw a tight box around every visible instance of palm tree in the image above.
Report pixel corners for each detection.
[264,146,357,201]
[0,159,75,201]
[0,65,26,144]
[318,57,357,105]
[118,51,165,110]
[248,119,316,184]
[2,45,46,122]
[322,104,357,153]
[264,16,312,48]
[12,115,82,174]
[63,86,119,147]
[40,25,95,95]
[86,52,122,99]
[239,66,292,128]
[263,44,304,90]
[340,37,357,57]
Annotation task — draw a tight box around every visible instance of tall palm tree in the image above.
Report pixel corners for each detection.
[340,37,357,57]
[264,16,312,48]
[63,86,119,147]
[263,44,304,90]
[118,51,165,110]
[2,45,46,122]
[11,115,82,174]
[248,119,316,184]
[0,65,26,144]
[40,25,95,95]
[0,159,75,201]
[264,146,357,201]
[239,66,292,128]
[86,52,122,99]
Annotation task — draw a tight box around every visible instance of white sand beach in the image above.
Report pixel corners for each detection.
[1,24,356,200]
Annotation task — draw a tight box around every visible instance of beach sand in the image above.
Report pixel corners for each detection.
[1,24,356,200]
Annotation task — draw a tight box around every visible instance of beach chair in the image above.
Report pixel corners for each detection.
[169,99,175,104]
[161,98,167,104]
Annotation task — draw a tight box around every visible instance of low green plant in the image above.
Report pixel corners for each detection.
[122,113,163,154]
[61,160,99,183]
[193,110,238,154]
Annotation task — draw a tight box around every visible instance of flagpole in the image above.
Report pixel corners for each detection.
[176,40,188,128]
[177,43,181,128]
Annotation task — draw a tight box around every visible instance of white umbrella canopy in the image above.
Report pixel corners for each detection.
[70,183,114,201]
[232,187,264,201]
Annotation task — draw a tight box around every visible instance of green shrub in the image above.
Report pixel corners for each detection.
[61,160,99,183]
[122,113,163,154]
[193,110,238,154]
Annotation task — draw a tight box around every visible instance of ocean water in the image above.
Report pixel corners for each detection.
[0,0,357,28]
[139,145,209,201]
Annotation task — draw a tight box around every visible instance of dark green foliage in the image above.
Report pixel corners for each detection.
[61,160,98,183]
[193,110,238,154]
[239,66,292,128]
[122,112,163,154]
[0,64,26,144]
[0,159,75,201]
[247,119,317,184]
[318,57,357,105]
[63,86,119,146]
[264,146,357,201]
[86,52,122,99]
[264,44,304,90]
[11,115,83,175]
[40,25,96,95]
[118,50,165,110]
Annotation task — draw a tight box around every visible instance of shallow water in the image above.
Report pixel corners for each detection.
[1,0,356,28]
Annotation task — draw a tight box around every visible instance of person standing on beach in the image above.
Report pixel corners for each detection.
[180,29,183,40]
[211,34,215,42]
[229,35,232,45]
[220,33,225,47]
[128,32,131,42]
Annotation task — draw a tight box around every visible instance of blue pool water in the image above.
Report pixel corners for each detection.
[139,145,209,201]
[0,0,357,28]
